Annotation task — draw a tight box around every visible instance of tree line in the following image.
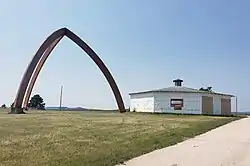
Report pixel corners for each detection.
[1,94,46,110]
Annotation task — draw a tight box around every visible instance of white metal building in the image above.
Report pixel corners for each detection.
[129,79,234,115]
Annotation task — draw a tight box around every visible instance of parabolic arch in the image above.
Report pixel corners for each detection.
[12,28,125,113]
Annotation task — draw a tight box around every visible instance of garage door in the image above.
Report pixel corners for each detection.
[202,96,213,115]
[221,98,231,115]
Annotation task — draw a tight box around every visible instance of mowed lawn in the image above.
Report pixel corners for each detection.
[0,109,240,166]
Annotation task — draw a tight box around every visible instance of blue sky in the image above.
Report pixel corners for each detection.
[0,0,249,111]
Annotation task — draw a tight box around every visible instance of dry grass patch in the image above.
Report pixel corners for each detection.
[0,109,241,166]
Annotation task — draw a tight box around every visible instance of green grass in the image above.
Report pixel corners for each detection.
[0,109,241,166]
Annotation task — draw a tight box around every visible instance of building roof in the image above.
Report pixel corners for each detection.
[129,86,235,97]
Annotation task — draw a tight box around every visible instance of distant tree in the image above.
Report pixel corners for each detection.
[199,86,213,92]
[28,94,45,110]
[199,87,205,91]
[1,104,6,109]
[207,87,212,92]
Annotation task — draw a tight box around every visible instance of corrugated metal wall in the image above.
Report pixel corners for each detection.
[130,92,232,115]
[213,95,221,115]
[153,92,202,114]
[201,94,232,115]
[129,93,154,112]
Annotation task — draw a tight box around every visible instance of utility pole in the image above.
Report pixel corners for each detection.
[59,85,63,111]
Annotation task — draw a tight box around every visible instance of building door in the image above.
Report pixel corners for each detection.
[202,96,213,115]
[221,98,231,115]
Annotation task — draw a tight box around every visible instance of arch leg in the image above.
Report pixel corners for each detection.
[23,36,63,109]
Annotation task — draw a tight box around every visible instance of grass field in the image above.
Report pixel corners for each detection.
[0,109,241,166]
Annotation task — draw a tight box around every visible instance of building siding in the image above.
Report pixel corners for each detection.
[130,93,154,112]
[213,95,221,115]
[129,92,232,115]
[201,93,232,115]
[153,92,202,114]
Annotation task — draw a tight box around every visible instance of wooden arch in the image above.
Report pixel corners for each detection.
[12,28,125,114]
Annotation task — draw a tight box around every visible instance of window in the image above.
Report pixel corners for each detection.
[170,99,184,110]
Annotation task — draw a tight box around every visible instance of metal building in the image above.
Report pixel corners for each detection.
[129,79,234,115]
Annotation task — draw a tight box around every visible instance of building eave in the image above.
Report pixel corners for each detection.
[129,90,235,97]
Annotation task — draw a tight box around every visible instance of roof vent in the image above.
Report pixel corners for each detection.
[173,79,183,86]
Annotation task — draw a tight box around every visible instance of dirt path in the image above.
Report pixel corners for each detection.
[118,117,250,166]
